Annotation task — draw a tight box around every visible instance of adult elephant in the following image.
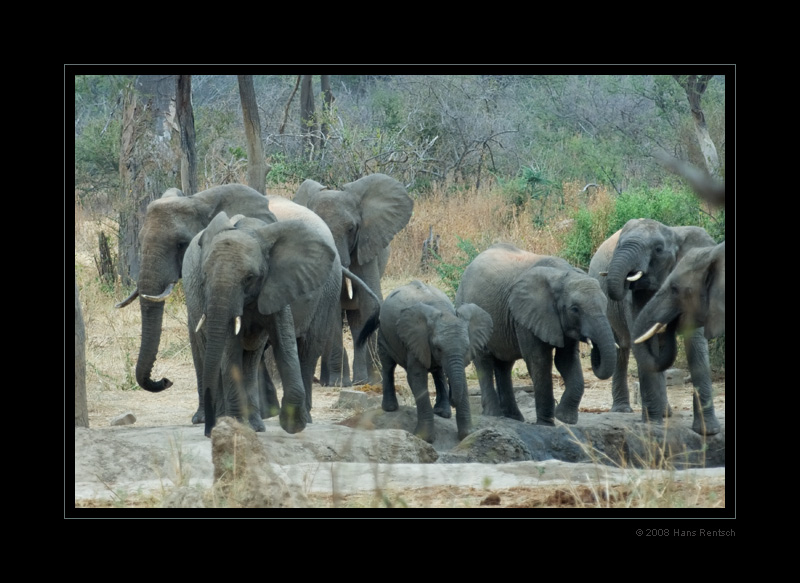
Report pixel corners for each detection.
[293,173,414,386]
[183,210,337,437]
[456,243,616,426]
[356,280,493,443]
[633,241,725,372]
[588,218,720,435]
[116,184,279,397]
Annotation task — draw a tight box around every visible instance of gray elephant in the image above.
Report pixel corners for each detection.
[183,210,337,437]
[588,218,720,435]
[357,280,493,443]
[293,173,414,386]
[456,243,617,426]
[633,241,725,372]
[116,183,278,396]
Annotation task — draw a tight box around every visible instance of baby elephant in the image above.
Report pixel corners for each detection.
[357,280,492,443]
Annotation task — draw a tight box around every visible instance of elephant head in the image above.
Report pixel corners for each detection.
[605,218,716,304]
[633,241,725,371]
[509,266,617,381]
[116,184,276,394]
[193,211,336,436]
[293,173,413,272]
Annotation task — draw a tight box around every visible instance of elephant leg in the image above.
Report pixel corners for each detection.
[637,369,669,424]
[322,313,351,387]
[524,342,555,426]
[258,347,280,419]
[379,339,399,412]
[407,365,435,443]
[189,325,206,425]
[221,345,249,427]
[475,352,502,417]
[296,336,321,421]
[495,359,524,421]
[611,342,634,413]
[242,348,266,432]
[432,368,452,419]
[554,341,583,424]
[685,329,721,435]
[348,308,381,385]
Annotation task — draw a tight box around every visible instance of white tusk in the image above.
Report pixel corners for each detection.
[235,316,241,336]
[346,277,353,300]
[195,314,206,333]
[634,322,667,344]
[598,271,608,277]
[626,271,643,282]
[140,282,176,302]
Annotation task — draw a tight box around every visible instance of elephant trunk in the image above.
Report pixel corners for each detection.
[632,286,681,372]
[633,319,680,373]
[587,318,617,380]
[135,299,174,392]
[200,307,242,437]
[445,354,472,440]
[606,241,645,302]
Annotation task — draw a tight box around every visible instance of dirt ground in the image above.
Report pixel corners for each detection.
[79,330,726,510]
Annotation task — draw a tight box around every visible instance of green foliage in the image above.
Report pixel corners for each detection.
[75,116,121,200]
[432,237,483,300]
[265,152,317,187]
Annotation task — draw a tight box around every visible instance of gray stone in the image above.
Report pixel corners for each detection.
[111,412,136,426]
[337,389,380,410]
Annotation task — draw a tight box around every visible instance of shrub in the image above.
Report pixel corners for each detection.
[432,236,483,300]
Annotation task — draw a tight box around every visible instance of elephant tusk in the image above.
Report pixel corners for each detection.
[195,314,206,333]
[634,322,668,344]
[626,271,643,282]
[114,288,139,308]
[345,277,353,300]
[235,316,241,336]
[140,282,176,302]
[598,271,608,277]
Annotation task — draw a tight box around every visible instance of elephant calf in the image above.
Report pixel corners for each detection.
[357,280,493,443]
[456,243,617,426]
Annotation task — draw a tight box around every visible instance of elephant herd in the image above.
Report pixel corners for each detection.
[117,173,725,442]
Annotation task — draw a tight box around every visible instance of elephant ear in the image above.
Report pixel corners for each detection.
[673,225,715,260]
[198,211,236,249]
[456,303,493,364]
[293,179,327,207]
[509,266,565,347]
[397,303,440,369]
[254,220,336,315]
[704,242,726,339]
[161,187,185,198]
[343,174,413,266]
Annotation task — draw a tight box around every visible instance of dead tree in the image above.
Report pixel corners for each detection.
[420,225,440,272]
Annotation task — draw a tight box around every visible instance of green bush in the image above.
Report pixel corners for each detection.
[432,236,483,300]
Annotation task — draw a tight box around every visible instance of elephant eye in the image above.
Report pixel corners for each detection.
[654,245,663,255]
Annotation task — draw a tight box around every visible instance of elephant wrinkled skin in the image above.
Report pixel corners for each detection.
[293,173,413,386]
[183,210,337,436]
[358,280,493,443]
[633,241,725,372]
[588,218,721,435]
[456,243,617,426]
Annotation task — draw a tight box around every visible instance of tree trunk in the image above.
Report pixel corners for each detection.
[176,75,197,195]
[673,75,720,178]
[118,75,180,284]
[75,277,89,428]
[238,75,267,194]
[300,74,316,157]
[320,75,334,144]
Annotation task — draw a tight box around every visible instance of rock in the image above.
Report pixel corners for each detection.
[338,389,380,410]
[210,417,308,508]
[665,368,686,386]
[111,412,136,426]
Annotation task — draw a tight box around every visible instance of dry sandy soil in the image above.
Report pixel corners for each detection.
[77,330,727,511]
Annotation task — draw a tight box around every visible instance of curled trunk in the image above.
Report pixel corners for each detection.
[587,317,617,380]
[135,300,173,392]
[606,243,643,302]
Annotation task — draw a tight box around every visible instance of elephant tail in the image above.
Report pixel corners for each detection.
[355,311,381,349]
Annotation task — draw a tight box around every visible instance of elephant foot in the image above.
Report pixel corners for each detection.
[262,404,280,419]
[665,403,673,418]
[192,408,205,425]
[248,415,266,432]
[555,405,579,425]
[610,402,633,413]
[433,402,452,419]
[414,422,435,444]
[693,412,721,436]
[279,403,307,434]
[382,396,399,412]
[535,418,555,426]
[504,408,525,422]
